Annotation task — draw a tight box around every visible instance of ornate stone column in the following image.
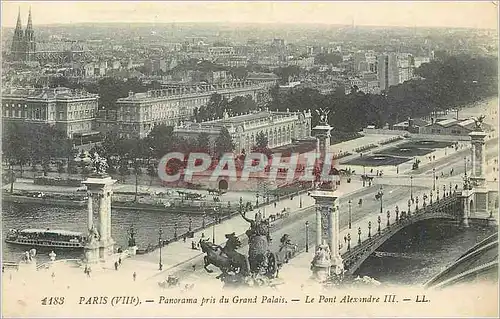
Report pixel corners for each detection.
[87,193,93,230]
[315,207,322,248]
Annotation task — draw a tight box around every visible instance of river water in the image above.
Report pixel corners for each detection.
[355,219,497,285]
[1,202,207,263]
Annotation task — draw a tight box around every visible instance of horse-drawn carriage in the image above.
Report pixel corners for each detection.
[158,275,180,289]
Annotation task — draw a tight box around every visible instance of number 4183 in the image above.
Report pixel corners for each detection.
[41,297,65,305]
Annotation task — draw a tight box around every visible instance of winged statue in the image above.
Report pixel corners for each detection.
[315,108,331,125]
[472,115,486,131]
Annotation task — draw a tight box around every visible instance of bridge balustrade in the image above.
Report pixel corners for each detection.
[342,193,461,275]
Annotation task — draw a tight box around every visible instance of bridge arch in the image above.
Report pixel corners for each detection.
[343,201,461,277]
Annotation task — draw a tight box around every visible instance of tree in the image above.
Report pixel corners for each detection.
[215,127,235,158]
[255,132,268,149]
[146,124,175,159]
[196,132,210,153]
[252,131,272,158]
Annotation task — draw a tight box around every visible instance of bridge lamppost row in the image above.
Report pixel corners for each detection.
[347,233,351,251]
[368,221,372,239]
[377,186,384,215]
[377,215,381,234]
[305,221,309,253]
[433,168,436,191]
[358,227,361,245]
[410,176,414,201]
[158,227,163,271]
[348,199,352,229]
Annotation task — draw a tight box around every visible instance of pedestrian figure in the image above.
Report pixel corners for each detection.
[51,272,55,281]
[114,261,119,271]
[344,235,347,243]
[87,267,92,277]
[370,168,373,173]
[118,257,122,265]
[192,264,196,271]
[274,202,277,208]
[201,232,205,238]
[133,272,137,281]
[183,236,186,243]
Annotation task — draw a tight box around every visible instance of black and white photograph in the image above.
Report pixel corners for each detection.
[1,1,499,317]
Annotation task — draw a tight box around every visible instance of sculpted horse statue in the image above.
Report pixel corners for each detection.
[199,232,250,280]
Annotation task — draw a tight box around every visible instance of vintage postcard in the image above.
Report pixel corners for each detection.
[1,1,498,318]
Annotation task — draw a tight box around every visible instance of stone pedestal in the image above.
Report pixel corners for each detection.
[82,175,117,264]
[470,131,487,187]
[310,190,344,276]
[128,246,138,256]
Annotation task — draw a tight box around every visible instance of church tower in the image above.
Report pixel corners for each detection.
[11,8,25,61]
[24,7,36,62]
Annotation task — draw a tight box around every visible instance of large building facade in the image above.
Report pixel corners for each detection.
[2,87,99,140]
[173,109,312,153]
[96,80,274,138]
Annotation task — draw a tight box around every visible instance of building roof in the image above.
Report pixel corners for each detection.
[2,86,98,101]
[436,119,459,127]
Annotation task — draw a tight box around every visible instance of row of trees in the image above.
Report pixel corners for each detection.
[2,122,75,177]
[269,54,498,132]
[192,93,258,123]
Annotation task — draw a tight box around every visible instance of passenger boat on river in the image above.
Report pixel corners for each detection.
[5,228,86,249]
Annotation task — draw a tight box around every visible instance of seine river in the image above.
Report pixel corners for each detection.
[356,219,497,285]
[2,203,206,263]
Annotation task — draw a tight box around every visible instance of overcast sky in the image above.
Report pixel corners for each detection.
[2,1,498,29]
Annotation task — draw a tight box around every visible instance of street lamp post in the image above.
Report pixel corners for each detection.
[368,221,372,239]
[395,205,399,222]
[174,223,178,239]
[158,227,163,271]
[416,197,419,210]
[347,233,351,251]
[450,182,453,195]
[188,218,192,232]
[377,186,384,215]
[202,212,206,228]
[299,193,303,208]
[377,215,381,234]
[430,190,433,204]
[305,221,309,252]
[433,168,436,191]
[348,199,352,229]
[436,189,440,200]
[357,227,361,245]
[407,199,411,216]
[410,176,413,201]
[386,210,390,227]
[212,213,216,244]
[256,193,259,207]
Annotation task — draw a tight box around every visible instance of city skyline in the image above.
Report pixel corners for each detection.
[1,1,498,30]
